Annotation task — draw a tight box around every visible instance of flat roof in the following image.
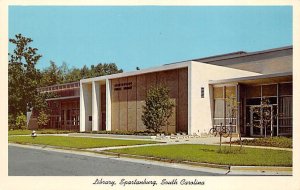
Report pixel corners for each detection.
[193,46,292,63]
[81,61,190,83]
[39,45,293,87]
[38,81,80,92]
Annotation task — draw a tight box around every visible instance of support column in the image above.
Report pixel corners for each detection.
[106,79,112,131]
[187,63,192,135]
[92,81,100,131]
[80,82,86,132]
[80,83,92,132]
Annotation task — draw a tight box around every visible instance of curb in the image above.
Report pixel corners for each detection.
[230,166,292,172]
[97,150,231,170]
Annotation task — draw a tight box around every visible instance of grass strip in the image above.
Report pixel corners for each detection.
[8,136,158,149]
[108,144,292,166]
[8,129,76,136]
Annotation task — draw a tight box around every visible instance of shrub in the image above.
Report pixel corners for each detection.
[230,137,292,148]
[15,113,27,130]
[8,114,17,130]
[87,130,170,136]
[142,85,175,133]
[37,111,50,128]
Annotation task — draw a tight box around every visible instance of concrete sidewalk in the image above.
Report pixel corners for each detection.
[69,133,292,151]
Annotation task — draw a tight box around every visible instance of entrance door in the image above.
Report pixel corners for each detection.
[101,112,106,130]
[250,105,273,137]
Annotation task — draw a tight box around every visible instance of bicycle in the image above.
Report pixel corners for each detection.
[209,123,232,138]
[209,125,219,137]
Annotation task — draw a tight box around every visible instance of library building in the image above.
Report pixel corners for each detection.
[29,46,293,137]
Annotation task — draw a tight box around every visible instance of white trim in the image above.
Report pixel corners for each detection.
[81,61,190,83]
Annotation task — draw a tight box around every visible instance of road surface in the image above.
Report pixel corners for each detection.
[8,146,221,176]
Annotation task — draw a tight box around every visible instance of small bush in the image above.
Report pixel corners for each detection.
[37,111,50,128]
[230,137,292,148]
[8,114,17,130]
[86,130,170,136]
[16,113,27,130]
[216,146,246,154]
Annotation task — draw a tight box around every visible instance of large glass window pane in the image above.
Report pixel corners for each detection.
[225,86,236,98]
[214,99,224,118]
[226,98,237,118]
[278,96,292,136]
[279,96,292,118]
[246,98,261,105]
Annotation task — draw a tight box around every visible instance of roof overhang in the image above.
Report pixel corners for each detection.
[209,72,292,86]
[46,96,80,101]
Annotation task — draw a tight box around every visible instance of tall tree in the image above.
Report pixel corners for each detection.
[9,34,42,119]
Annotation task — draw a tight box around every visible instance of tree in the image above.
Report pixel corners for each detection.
[261,98,276,137]
[225,95,240,150]
[142,85,175,133]
[9,34,42,123]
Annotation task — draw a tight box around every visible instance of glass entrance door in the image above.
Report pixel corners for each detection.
[250,105,273,137]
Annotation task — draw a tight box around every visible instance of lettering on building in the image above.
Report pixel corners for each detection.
[114,82,133,91]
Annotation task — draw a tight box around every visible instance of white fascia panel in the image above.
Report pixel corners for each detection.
[189,61,260,135]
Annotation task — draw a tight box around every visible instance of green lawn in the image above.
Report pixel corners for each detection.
[108,144,292,166]
[230,137,292,148]
[8,136,158,149]
[8,129,76,136]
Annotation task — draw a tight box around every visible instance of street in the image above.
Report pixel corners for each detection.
[8,146,221,176]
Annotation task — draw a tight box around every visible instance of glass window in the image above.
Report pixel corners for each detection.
[246,98,261,105]
[214,99,224,118]
[226,98,237,118]
[225,86,236,98]
[214,87,223,98]
[201,87,204,98]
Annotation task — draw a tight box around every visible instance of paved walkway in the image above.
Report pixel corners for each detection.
[80,135,292,152]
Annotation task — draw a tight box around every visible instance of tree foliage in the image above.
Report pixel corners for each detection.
[142,85,175,133]
[39,61,64,87]
[40,62,123,86]
[9,34,124,129]
[9,34,42,120]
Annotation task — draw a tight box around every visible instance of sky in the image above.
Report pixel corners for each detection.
[9,6,292,71]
